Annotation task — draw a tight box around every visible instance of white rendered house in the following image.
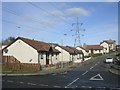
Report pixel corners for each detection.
[55,46,83,63]
[76,46,91,61]
[2,37,60,66]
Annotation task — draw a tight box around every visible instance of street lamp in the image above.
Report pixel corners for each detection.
[61,34,67,68]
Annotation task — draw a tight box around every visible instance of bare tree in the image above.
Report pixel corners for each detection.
[2,37,15,45]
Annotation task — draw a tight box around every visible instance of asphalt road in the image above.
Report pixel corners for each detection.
[2,54,120,89]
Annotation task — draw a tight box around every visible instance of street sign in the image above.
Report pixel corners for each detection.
[89,74,104,81]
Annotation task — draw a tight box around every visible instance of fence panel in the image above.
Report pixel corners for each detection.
[2,56,41,71]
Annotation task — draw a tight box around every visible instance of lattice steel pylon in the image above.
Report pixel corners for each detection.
[72,17,85,47]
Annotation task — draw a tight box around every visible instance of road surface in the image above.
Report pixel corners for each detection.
[2,54,120,89]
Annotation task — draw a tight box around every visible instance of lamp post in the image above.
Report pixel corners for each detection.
[61,34,67,68]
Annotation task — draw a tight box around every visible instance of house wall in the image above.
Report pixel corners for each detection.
[89,49,103,54]
[38,52,58,65]
[76,47,89,56]
[38,52,46,65]
[51,53,58,65]
[109,43,116,50]
[55,46,71,63]
[100,42,109,53]
[93,50,103,54]
[3,39,38,63]
[113,42,116,50]
[73,54,83,63]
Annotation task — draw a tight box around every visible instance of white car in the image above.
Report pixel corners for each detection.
[105,56,114,63]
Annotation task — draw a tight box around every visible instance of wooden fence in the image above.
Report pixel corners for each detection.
[2,56,41,71]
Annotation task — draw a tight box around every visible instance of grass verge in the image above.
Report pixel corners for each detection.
[91,53,102,58]
[0,68,35,72]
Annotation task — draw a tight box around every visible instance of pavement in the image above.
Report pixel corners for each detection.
[109,65,120,75]
[109,68,120,75]
[1,53,120,76]
[1,63,78,76]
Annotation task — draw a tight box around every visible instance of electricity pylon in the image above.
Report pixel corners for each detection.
[71,17,85,47]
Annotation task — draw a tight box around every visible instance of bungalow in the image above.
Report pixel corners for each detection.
[76,46,91,61]
[2,37,60,66]
[83,45,103,55]
[100,40,116,53]
[55,46,83,63]
[66,46,84,63]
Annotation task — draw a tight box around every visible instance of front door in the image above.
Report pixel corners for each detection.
[46,52,49,65]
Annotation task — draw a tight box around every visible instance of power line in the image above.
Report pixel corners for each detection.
[2,6,54,28]
[2,4,71,42]
[27,2,70,27]
[3,19,61,34]
[3,6,63,35]
[3,5,68,35]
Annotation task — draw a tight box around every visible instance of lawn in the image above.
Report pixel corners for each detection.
[91,53,102,58]
[0,68,35,72]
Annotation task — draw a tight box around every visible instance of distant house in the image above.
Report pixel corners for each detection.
[66,46,84,63]
[100,40,116,53]
[83,45,103,55]
[76,46,91,61]
[2,37,60,66]
[55,46,83,63]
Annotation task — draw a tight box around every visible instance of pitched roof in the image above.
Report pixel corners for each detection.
[66,46,83,54]
[3,37,60,53]
[58,46,74,54]
[58,46,82,54]
[100,40,116,44]
[76,46,88,51]
[83,45,103,50]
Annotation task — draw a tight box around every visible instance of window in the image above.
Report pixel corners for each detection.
[41,53,43,59]
[29,59,32,62]
[77,54,80,59]
[56,53,58,60]
[52,53,54,56]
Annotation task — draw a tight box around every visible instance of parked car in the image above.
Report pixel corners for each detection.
[105,56,114,63]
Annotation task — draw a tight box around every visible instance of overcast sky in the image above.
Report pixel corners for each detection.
[2,1,119,46]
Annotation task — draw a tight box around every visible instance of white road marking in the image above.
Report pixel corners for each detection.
[39,84,48,86]
[90,67,94,70]
[97,87,106,89]
[61,71,67,74]
[82,71,88,75]
[81,86,92,88]
[53,85,61,88]
[19,82,24,84]
[89,74,104,81]
[65,78,79,88]
[7,80,14,83]
[27,83,36,85]
[67,85,78,88]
